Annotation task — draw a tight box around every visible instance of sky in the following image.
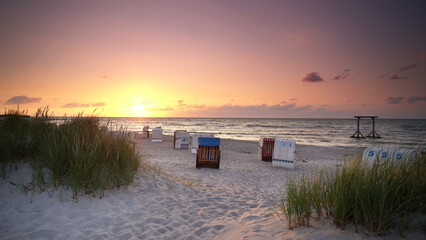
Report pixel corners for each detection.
[1,0,425,118]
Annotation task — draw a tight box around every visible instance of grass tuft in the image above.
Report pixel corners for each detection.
[0,107,140,199]
[273,154,426,236]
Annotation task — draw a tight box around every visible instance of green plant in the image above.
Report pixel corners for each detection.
[273,154,426,236]
[0,108,140,200]
[37,115,140,199]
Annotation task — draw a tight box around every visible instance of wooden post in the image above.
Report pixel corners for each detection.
[351,116,365,138]
[367,116,381,138]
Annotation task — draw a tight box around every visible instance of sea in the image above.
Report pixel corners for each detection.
[101,118,426,149]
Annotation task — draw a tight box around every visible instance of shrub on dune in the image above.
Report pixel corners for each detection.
[274,155,426,236]
[0,108,140,199]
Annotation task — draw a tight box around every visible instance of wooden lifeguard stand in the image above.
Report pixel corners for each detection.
[351,116,381,138]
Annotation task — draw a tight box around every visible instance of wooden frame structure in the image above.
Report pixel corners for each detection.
[258,138,275,161]
[351,116,381,139]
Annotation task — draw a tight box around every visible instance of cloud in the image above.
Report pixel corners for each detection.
[289,98,297,102]
[407,96,426,104]
[188,104,205,109]
[379,64,418,80]
[388,74,407,80]
[5,95,42,105]
[378,73,389,79]
[145,107,174,111]
[98,75,108,79]
[302,72,324,83]
[386,96,404,104]
[62,103,91,108]
[333,69,351,80]
[126,100,151,107]
[347,99,352,103]
[361,104,366,107]
[91,102,105,107]
[400,64,418,72]
[419,53,426,59]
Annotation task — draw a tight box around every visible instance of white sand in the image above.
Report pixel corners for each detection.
[0,136,424,239]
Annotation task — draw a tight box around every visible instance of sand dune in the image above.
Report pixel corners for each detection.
[1,136,424,239]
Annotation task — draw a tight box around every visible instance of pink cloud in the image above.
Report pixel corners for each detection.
[400,64,418,72]
[302,72,324,83]
[5,95,41,105]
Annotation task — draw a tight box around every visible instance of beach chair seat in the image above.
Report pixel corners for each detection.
[174,130,190,149]
[151,127,162,142]
[258,138,275,161]
[196,137,220,169]
[190,133,214,154]
[272,139,296,169]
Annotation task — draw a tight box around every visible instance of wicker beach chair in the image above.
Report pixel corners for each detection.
[174,130,190,149]
[272,139,296,169]
[196,137,220,169]
[258,138,275,161]
[151,127,162,142]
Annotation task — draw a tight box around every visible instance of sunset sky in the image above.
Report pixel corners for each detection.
[1,0,425,118]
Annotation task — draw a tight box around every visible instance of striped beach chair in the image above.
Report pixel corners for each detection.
[196,137,221,169]
[151,127,162,142]
[272,139,296,169]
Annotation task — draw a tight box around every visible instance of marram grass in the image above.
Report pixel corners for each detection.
[0,108,140,199]
[274,155,426,236]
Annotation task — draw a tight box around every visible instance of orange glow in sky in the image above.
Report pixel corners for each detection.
[1,1,425,118]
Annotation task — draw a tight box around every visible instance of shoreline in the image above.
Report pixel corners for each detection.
[0,136,423,239]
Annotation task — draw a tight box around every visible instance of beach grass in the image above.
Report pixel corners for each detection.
[274,155,426,236]
[0,108,140,198]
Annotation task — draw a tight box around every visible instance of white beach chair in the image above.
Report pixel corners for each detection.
[272,139,296,169]
[363,146,417,164]
[378,147,394,163]
[392,148,416,162]
[174,130,190,149]
[190,133,214,154]
[151,127,163,142]
[362,146,379,164]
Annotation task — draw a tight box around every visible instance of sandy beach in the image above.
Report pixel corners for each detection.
[0,135,424,239]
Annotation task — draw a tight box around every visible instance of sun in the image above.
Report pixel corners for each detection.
[125,103,152,117]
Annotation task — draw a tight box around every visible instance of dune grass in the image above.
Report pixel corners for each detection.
[0,108,140,199]
[273,155,426,236]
